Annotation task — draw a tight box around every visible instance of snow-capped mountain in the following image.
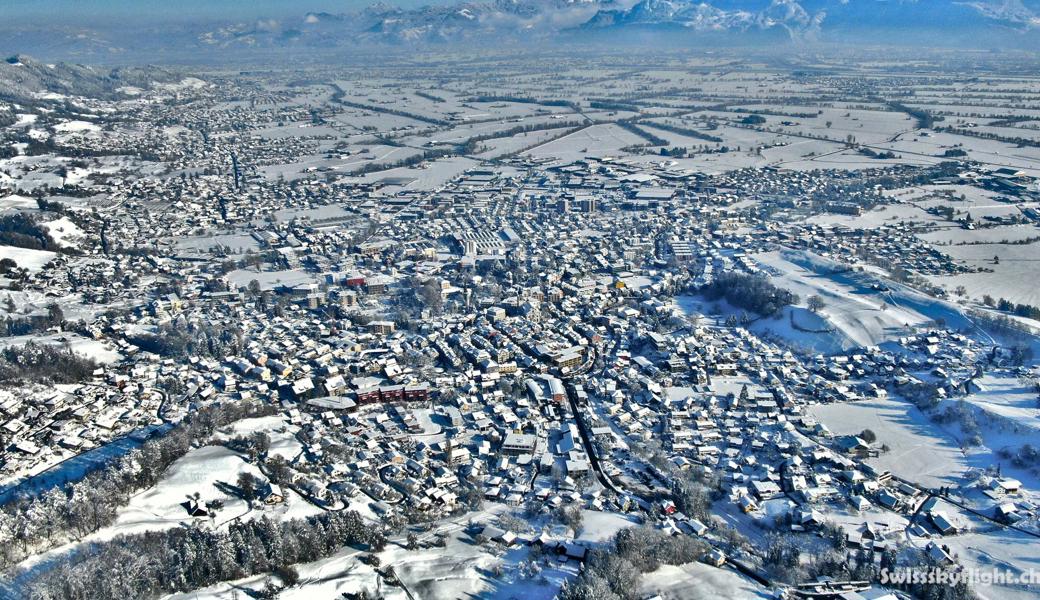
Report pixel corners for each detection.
[578,0,1039,38]
[1,0,1038,60]
[579,0,823,37]
[194,0,610,47]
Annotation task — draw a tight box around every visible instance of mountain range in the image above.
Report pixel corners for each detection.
[1,0,1038,60]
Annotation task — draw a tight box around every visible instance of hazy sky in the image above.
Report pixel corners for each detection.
[1,0,443,22]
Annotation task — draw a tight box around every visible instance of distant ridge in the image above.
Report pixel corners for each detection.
[0,0,1038,60]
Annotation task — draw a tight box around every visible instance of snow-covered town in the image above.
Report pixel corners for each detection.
[1,30,1040,600]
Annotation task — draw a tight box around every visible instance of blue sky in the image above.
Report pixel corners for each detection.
[1,0,440,21]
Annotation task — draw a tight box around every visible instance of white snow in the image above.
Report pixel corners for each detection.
[753,250,934,349]
[52,120,99,134]
[0,245,56,272]
[640,561,771,599]
[12,114,37,127]
[42,216,85,249]
[0,194,38,211]
[809,397,970,489]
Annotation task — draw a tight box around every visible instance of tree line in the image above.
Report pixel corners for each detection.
[129,320,244,360]
[936,126,1040,149]
[414,91,445,103]
[0,400,277,571]
[346,146,458,176]
[466,95,577,111]
[457,119,586,149]
[588,100,641,113]
[25,510,384,600]
[733,108,818,119]
[615,120,667,146]
[0,212,74,255]
[640,120,724,144]
[982,295,1040,321]
[559,526,708,600]
[0,341,96,385]
[887,102,942,129]
[330,85,448,127]
[700,272,800,318]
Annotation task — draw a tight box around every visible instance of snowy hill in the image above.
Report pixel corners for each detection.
[0,55,178,101]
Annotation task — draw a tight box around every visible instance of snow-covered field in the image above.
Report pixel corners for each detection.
[53,120,100,134]
[114,445,262,531]
[960,375,1040,425]
[751,250,934,350]
[0,245,56,272]
[523,123,645,161]
[174,232,261,254]
[812,377,1040,495]
[0,194,39,212]
[474,127,576,159]
[355,155,479,190]
[927,242,1040,307]
[13,419,323,579]
[639,561,771,600]
[809,397,970,489]
[42,216,85,249]
[806,201,944,230]
[0,333,123,364]
[226,268,319,291]
[915,526,1040,600]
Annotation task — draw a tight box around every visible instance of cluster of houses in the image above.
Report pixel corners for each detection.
[1,73,1038,599]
